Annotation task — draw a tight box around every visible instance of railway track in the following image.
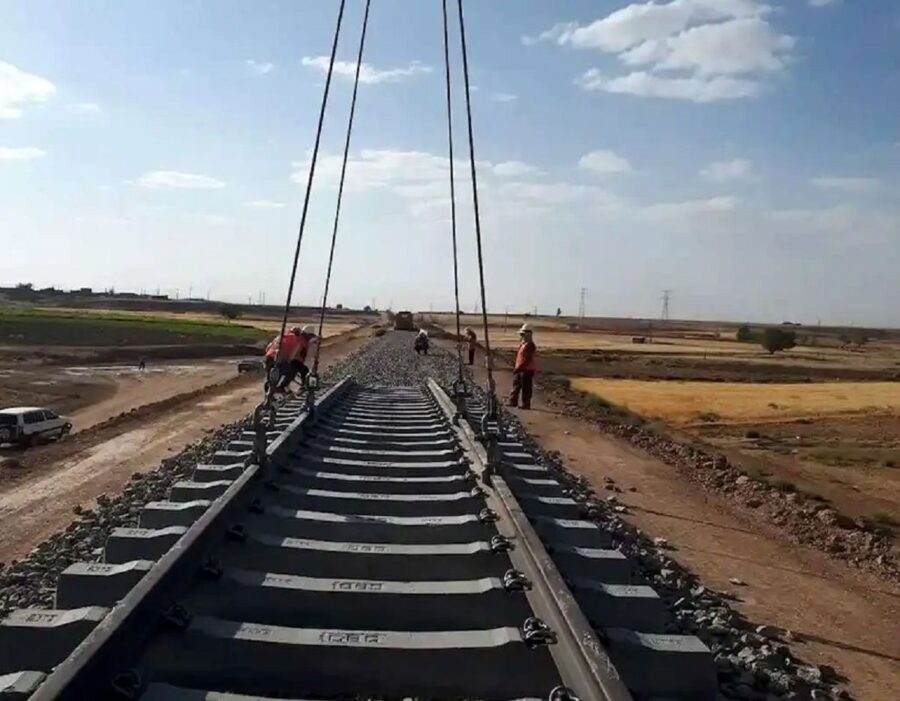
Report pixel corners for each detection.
[0,373,716,700]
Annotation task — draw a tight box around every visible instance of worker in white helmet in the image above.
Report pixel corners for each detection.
[414,328,430,355]
[509,323,537,409]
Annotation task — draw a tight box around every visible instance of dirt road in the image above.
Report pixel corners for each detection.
[449,341,900,701]
[0,327,373,563]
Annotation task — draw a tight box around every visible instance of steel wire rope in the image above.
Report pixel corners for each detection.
[441,0,465,388]
[455,0,496,401]
[265,0,346,408]
[310,0,372,386]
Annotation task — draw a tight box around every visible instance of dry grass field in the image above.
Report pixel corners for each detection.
[436,313,900,534]
[424,313,900,373]
[570,378,900,425]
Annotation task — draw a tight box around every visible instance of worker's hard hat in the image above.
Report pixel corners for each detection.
[418,329,428,336]
[465,327,473,334]
[519,323,533,334]
[290,326,302,334]
[301,324,316,336]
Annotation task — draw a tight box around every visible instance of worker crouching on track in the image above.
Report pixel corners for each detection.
[265,325,317,393]
[464,327,477,365]
[414,329,430,355]
[508,323,537,409]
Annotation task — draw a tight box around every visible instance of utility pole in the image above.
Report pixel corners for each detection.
[579,287,587,323]
[661,289,672,321]
[504,306,509,331]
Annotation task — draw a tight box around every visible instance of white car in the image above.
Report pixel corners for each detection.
[0,407,72,447]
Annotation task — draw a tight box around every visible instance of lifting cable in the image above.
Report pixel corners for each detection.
[265,0,347,410]
[440,0,465,393]
[454,0,497,408]
[310,0,372,398]
[251,0,345,468]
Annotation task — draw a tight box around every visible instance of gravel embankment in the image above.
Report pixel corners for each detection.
[504,418,853,701]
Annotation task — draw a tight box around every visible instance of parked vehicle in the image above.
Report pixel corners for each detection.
[0,407,72,447]
[237,359,264,374]
[394,311,415,331]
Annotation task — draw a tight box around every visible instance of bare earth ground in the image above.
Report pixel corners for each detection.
[0,326,372,563]
[446,340,900,701]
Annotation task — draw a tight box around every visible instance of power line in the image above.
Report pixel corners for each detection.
[661,289,672,321]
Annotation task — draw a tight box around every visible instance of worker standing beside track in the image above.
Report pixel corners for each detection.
[508,323,537,410]
[464,327,477,366]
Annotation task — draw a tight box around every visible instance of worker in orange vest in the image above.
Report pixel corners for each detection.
[264,325,317,392]
[508,323,536,409]
[464,327,477,366]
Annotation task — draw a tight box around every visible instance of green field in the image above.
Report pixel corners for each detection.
[0,308,268,346]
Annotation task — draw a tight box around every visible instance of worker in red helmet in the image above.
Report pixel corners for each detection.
[264,325,317,393]
[508,323,537,409]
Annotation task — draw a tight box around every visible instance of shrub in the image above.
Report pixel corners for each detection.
[736,325,754,342]
[761,327,796,354]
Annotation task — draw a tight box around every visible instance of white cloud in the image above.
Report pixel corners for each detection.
[137,171,226,189]
[497,181,617,206]
[526,1,769,52]
[490,92,517,102]
[809,0,840,7]
[647,18,794,76]
[529,1,791,103]
[290,148,609,223]
[578,149,633,175]
[491,161,541,177]
[246,59,275,75]
[701,158,753,181]
[810,176,881,193]
[301,57,432,84]
[0,61,56,118]
[196,214,233,226]
[638,195,740,219]
[244,200,285,209]
[579,69,760,102]
[0,146,46,161]
[66,102,101,114]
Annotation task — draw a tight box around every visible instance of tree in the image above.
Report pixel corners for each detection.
[736,325,754,342]
[335,303,343,310]
[761,327,796,354]
[15,282,33,290]
[850,329,869,347]
[219,304,241,322]
[556,307,562,318]
[363,304,372,312]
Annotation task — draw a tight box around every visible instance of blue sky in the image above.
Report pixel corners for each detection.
[1,0,898,325]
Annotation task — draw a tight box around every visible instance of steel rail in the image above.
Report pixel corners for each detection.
[427,378,635,701]
[29,379,352,701]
